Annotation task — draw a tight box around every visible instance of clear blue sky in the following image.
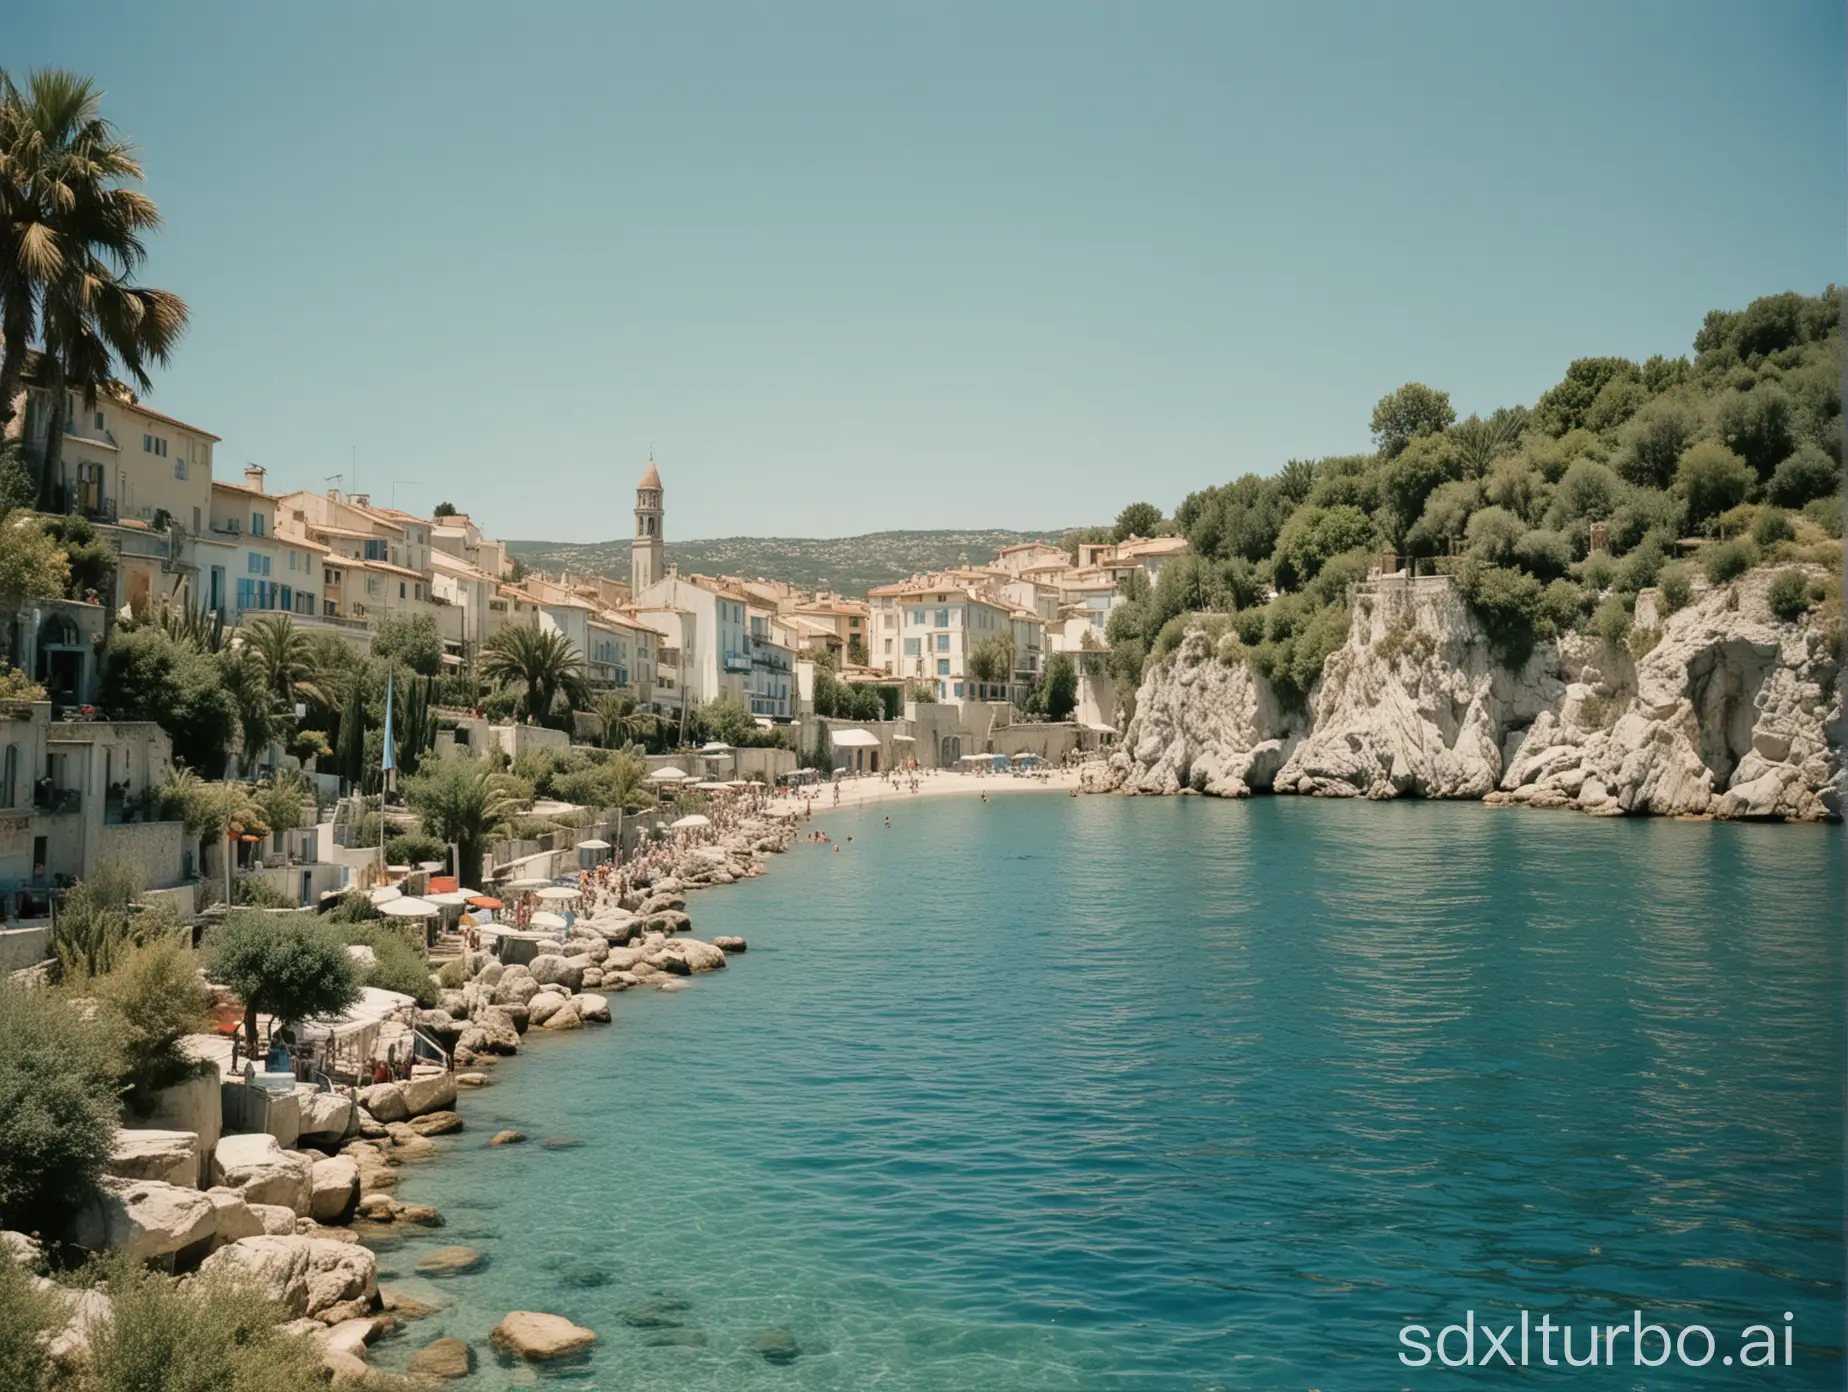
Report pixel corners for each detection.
[9,1,1842,542]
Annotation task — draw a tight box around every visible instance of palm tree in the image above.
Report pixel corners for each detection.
[167,770,266,905]
[0,70,188,492]
[220,650,278,777]
[239,614,324,708]
[401,758,523,886]
[480,626,587,725]
[591,691,653,749]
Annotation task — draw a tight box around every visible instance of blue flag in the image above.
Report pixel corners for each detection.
[381,665,395,773]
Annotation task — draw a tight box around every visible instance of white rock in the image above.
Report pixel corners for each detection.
[526,990,568,1025]
[107,1129,201,1189]
[528,954,584,993]
[71,1177,216,1259]
[203,1187,265,1246]
[399,1071,457,1117]
[570,992,610,1023]
[199,1235,378,1321]
[211,1134,315,1214]
[310,1156,361,1223]
[1112,567,1843,823]
[356,1083,408,1124]
[296,1088,357,1145]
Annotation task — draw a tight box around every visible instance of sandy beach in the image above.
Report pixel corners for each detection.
[770,766,1082,815]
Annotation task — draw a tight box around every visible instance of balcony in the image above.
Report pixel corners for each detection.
[34,785,80,815]
[722,651,752,674]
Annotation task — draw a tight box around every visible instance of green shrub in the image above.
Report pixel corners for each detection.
[1572,551,1615,593]
[1675,439,1754,526]
[339,924,437,1008]
[91,938,210,1107]
[1701,537,1758,585]
[1536,579,1592,635]
[0,982,121,1234]
[85,1259,328,1392]
[1613,533,1671,595]
[1751,508,1795,546]
[437,957,467,990]
[1455,560,1547,666]
[385,832,447,866]
[1767,442,1841,507]
[1657,563,1694,614]
[1591,596,1633,645]
[0,1258,58,1391]
[1767,568,1815,622]
[232,875,293,909]
[1803,494,1843,539]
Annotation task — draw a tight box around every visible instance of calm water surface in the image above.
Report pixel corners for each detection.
[365,796,1844,1390]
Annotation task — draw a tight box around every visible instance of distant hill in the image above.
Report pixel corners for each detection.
[504,528,1074,596]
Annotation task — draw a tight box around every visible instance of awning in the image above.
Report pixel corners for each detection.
[830,728,880,748]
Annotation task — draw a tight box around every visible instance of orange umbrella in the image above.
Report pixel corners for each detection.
[467,896,504,910]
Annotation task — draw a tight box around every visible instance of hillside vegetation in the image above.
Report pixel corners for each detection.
[507,529,1065,595]
[1105,287,1843,704]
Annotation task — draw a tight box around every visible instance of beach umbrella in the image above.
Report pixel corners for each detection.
[368,886,402,906]
[529,911,567,930]
[535,885,580,902]
[425,891,471,907]
[672,813,711,830]
[467,896,504,910]
[647,767,689,782]
[502,876,551,891]
[450,887,483,899]
[379,897,438,918]
[575,839,611,851]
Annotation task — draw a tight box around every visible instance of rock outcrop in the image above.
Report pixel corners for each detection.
[1106,568,1841,821]
[72,1177,217,1260]
[199,1235,378,1323]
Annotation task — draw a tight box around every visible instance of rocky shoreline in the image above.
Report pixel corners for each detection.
[9,810,799,1387]
[1089,567,1843,822]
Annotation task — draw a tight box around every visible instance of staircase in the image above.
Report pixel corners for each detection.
[428,929,467,966]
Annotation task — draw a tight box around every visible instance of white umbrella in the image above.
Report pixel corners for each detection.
[368,885,402,906]
[379,897,438,918]
[647,767,689,782]
[575,839,611,851]
[700,740,732,752]
[450,886,483,899]
[502,876,551,891]
[529,910,567,930]
[691,780,727,789]
[671,813,711,830]
[535,885,580,902]
[425,891,471,907]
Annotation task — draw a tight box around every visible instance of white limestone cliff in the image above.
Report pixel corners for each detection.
[1103,567,1841,822]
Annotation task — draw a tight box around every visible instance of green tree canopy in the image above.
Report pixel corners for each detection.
[1370,383,1455,457]
[371,613,444,677]
[1112,501,1163,541]
[203,913,362,1052]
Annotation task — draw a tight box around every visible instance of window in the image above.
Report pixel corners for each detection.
[937,658,950,675]
[363,539,386,561]
[247,551,270,576]
[903,637,920,656]
[955,682,964,697]
[884,639,893,655]
[399,582,406,599]
[250,513,265,537]
[935,608,949,628]
[174,457,186,480]
[936,633,949,652]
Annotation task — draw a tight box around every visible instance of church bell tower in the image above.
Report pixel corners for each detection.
[631,455,665,594]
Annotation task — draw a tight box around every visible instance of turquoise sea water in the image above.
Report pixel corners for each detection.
[364,796,1844,1390]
